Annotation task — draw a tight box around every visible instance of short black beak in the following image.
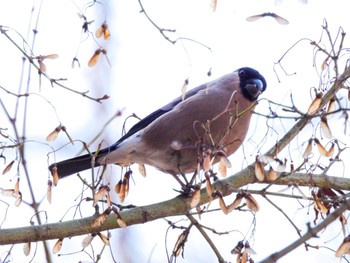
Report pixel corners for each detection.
[245,78,264,99]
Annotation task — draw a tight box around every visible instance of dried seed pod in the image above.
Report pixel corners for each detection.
[91,213,108,228]
[326,97,336,117]
[115,179,122,194]
[205,176,213,199]
[173,231,187,257]
[320,116,332,138]
[218,161,227,177]
[14,192,22,207]
[119,171,131,203]
[106,192,111,208]
[303,139,313,158]
[38,59,47,73]
[88,49,101,67]
[314,138,328,157]
[231,241,244,254]
[51,166,59,186]
[266,166,278,182]
[1,189,15,196]
[307,92,323,115]
[43,54,59,59]
[243,193,259,212]
[2,160,15,175]
[244,241,256,255]
[314,198,328,214]
[312,190,328,214]
[290,162,294,173]
[93,185,110,207]
[227,193,243,213]
[205,176,214,210]
[246,12,289,25]
[14,177,20,196]
[97,232,110,246]
[23,242,31,256]
[219,154,232,168]
[47,180,53,204]
[82,234,95,248]
[119,180,126,203]
[254,156,265,182]
[218,155,231,177]
[123,171,131,194]
[100,49,111,66]
[112,208,127,228]
[241,251,248,263]
[232,193,244,208]
[96,21,110,40]
[52,238,63,254]
[91,207,112,228]
[36,54,58,73]
[117,216,127,228]
[217,193,229,215]
[95,25,104,38]
[46,126,62,142]
[321,55,329,71]
[335,235,350,257]
[203,151,212,172]
[190,187,201,208]
[326,142,335,157]
[340,214,347,226]
[139,164,146,177]
[225,203,236,214]
[340,214,347,235]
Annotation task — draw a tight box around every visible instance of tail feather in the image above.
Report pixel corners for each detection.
[49,142,121,179]
[49,153,100,179]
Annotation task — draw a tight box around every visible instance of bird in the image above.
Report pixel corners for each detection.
[49,67,267,185]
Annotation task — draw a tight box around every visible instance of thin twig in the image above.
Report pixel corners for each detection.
[186,214,225,263]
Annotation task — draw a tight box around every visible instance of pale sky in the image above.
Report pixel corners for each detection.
[0,0,350,262]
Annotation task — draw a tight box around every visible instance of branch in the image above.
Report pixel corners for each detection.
[0,27,109,103]
[260,197,350,263]
[0,169,349,245]
[265,65,350,158]
[186,214,225,263]
[137,0,176,44]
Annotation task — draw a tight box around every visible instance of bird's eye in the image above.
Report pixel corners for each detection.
[239,69,246,77]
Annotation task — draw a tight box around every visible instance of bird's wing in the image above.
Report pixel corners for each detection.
[109,83,207,150]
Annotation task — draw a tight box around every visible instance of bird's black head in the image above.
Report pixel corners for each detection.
[238,67,267,102]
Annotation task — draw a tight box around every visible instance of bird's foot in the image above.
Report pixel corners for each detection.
[170,171,202,196]
[173,183,199,196]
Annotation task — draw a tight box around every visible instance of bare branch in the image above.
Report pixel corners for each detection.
[260,197,350,263]
[0,169,349,245]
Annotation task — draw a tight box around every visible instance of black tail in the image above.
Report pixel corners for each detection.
[48,142,121,179]
[48,135,127,179]
[48,153,101,179]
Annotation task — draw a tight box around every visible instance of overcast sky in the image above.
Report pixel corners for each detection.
[0,0,350,262]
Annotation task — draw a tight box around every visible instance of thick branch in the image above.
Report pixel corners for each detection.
[0,169,349,245]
